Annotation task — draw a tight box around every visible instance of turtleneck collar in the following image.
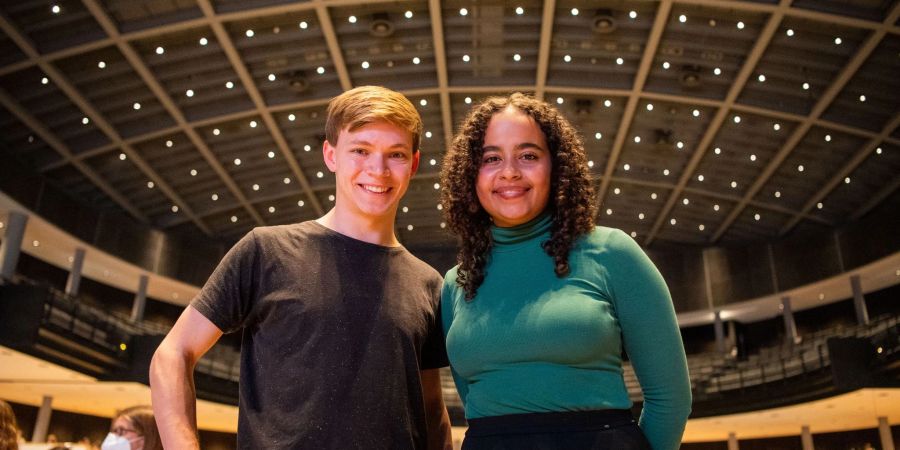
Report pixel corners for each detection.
[491,210,552,246]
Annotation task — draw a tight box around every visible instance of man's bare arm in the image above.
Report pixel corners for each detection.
[150,306,223,449]
[421,368,452,450]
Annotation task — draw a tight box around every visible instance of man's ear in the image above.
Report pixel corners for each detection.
[323,140,337,172]
[410,150,420,176]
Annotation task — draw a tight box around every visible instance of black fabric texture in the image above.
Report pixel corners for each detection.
[191,221,448,449]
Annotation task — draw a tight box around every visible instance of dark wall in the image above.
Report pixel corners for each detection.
[706,244,774,307]
[648,246,708,313]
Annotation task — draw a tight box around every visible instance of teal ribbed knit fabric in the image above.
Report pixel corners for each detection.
[441,213,692,450]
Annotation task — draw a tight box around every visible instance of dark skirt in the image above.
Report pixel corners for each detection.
[462,410,652,450]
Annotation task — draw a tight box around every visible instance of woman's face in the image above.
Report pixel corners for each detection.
[111,416,143,450]
[475,107,552,228]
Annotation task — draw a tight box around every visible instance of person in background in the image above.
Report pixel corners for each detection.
[439,93,692,450]
[0,399,20,450]
[100,405,161,450]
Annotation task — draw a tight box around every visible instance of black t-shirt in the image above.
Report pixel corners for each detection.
[191,221,448,449]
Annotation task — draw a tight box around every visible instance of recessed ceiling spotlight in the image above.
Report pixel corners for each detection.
[670,218,677,225]
[825,134,832,142]
[844,177,851,184]
[646,103,654,111]
[412,56,421,65]
[604,99,612,107]
[513,53,522,61]
[692,109,700,117]
[564,54,572,62]
[460,8,468,16]
[298,200,305,207]
[425,131,433,138]
[633,136,641,143]
[697,174,704,182]
[859,94,866,102]
[441,222,447,229]
[678,14,687,23]
[119,153,126,161]
[639,213,645,220]
[234,158,241,165]
[348,15,357,23]
[797,164,804,172]
[316,66,325,74]
[614,187,621,195]
[623,163,631,171]
[199,37,208,46]
[463,54,471,62]
[606,208,613,215]
[556,97,564,104]
[651,193,657,200]
[750,154,757,161]
[317,171,324,178]
[775,191,781,198]
[663,169,670,176]
[231,216,238,223]
[147,181,154,189]
[252,184,260,191]
[698,224,705,231]
[676,141,684,149]
[361,61,370,69]
[629,11,637,19]
[269,206,276,213]
[758,74,766,82]
[245,29,254,37]
[328,195,335,202]
[190,169,197,176]
[288,113,296,121]
[786,29,794,36]
[211,194,218,201]
[616,57,624,65]
[186,89,194,97]
[41,76,50,85]
[571,8,579,16]
[834,37,842,45]
[430,158,437,165]
[172,205,179,213]
[226,81,234,89]
[299,21,308,29]
[268,73,276,81]
[516,6,525,15]
[51,4,61,14]
[662,61,670,69]
[405,10,413,19]
[420,99,428,106]
[213,128,220,135]
[434,183,440,190]
[713,204,720,211]
[817,202,823,209]
[731,181,738,188]
[682,198,689,205]
[773,123,781,131]
[876,147,882,155]
[737,21,745,29]
[133,102,141,110]
[156,46,164,55]
[595,132,602,140]
[407,224,414,231]
[304,145,312,152]
[268,151,275,158]
[802,82,810,90]
[754,213,761,221]
[98,61,106,69]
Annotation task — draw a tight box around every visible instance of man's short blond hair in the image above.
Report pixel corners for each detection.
[325,86,423,152]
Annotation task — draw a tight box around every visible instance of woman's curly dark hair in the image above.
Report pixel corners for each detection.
[441,93,597,300]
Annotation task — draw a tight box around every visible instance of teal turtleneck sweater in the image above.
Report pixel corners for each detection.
[441,213,692,450]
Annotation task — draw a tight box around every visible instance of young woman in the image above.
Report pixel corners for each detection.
[440,93,692,450]
[101,405,161,450]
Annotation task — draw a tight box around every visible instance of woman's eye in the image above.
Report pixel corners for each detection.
[521,153,538,160]
[482,155,500,164]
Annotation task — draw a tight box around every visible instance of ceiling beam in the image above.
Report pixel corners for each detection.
[428,0,454,153]
[0,87,148,222]
[710,2,900,242]
[198,0,325,217]
[851,173,900,221]
[314,0,352,91]
[39,84,900,173]
[81,0,265,228]
[644,0,790,246]
[533,0,556,101]
[595,0,672,212]
[779,112,900,235]
[0,12,211,235]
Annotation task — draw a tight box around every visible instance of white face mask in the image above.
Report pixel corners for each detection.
[101,432,132,450]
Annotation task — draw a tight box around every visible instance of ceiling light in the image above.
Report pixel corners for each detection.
[713,204,720,211]
[460,8,468,16]
[859,95,866,102]
[663,169,670,176]
[252,184,260,191]
[662,61,670,69]
[420,99,428,106]
[147,181,154,189]
[316,66,325,74]
[304,145,312,151]
[516,7,524,15]
[268,73,276,81]
[758,74,766,82]
[226,81,234,89]
[679,14,687,23]
[834,37,842,45]
[299,21,308,29]
[156,46,164,55]
[595,132,602,140]
[190,169,197,176]
[623,163,630,171]
[629,11,637,19]
[786,29,794,36]
[463,54,471,62]
[288,113,296,121]
[298,200,305,207]
[682,198,689,205]
[713,67,721,76]
[731,181,738,188]
[616,57,624,65]
[425,131,433,138]
[348,15,357,23]
[437,204,443,210]
[797,164,804,172]
[564,55,572,62]
[651,193,657,199]
[430,158,437,165]
[571,8,579,16]
[412,57,421,65]
[670,218,677,225]
[317,171,324,178]
[440,222,447,229]
[513,54,522,61]
[817,202,823,209]
[172,205,179,213]
[737,21,745,29]
[646,103,654,111]
[186,89,194,97]
[199,37,208,46]
[556,97,564,104]
[773,123,781,131]
[51,4,61,14]
[638,213,645,220]
[405,10,413,19]
[231,216,238,223]
[98,61,106,69]
[697,174,705,182]
[250,120,257,128]
[750,154,757,161]
[211,194,218,201]
[119,153,126,160]
[614,187,621,195]
[604,99,612,107]
[714,147,722,155]
[133,102,141,110]
[754,213,760,221]
[676,141,684,149]
[433,183,440,190]
[825,134,832,142]
[733,115,742,123]
[802,82,810,90]
[269,206,276,213]
[213,128,220,135]
[32,240,40,247]
[633,136,641,143]
[775,191,781,198]
[876,147,882,154]
[246,29,254,37]
[692,109,700,117]
[329,195,335,201]
[844,177,851,184]
[234,158,241,165]
[606,208,613,215]
[268,151,275,158]
[361,61,370,69]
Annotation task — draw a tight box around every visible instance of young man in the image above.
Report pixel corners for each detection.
[150,86,451,449]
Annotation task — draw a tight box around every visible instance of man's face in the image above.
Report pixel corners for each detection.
[323,120,420,222]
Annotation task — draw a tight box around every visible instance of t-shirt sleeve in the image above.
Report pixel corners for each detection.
[420,276,450,370]
[603,229,692,450]
[440,270,469,406]
[190,229,259,334]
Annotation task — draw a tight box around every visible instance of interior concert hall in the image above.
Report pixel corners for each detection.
[0,0,898,449]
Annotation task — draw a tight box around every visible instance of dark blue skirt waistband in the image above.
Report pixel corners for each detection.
[465,410,636,437]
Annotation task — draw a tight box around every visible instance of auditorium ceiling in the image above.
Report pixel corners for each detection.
[1,0,898,250]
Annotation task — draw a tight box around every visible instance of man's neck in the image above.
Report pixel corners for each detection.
[316,208,401,247]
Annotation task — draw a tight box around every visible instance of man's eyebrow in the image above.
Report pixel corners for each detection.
[348,139,410,149]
